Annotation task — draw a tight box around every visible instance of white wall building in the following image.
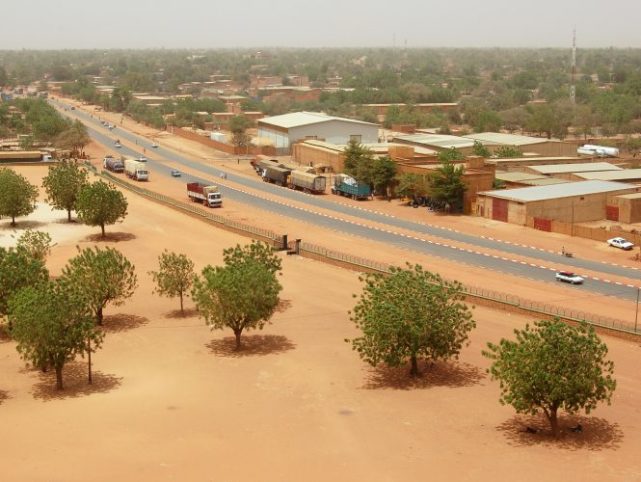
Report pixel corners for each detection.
[257,112,379,154]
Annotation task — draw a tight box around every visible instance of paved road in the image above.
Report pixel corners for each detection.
[53,100,641,301]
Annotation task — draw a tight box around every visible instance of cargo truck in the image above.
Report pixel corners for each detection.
[124,158,149,181]
[103,155,124,173]
[289,170,327,194]
[331,174,371,200]
[261,164,291,186]
[187,182,222,208]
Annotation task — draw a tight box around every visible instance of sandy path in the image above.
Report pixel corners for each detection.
[0,165,641,481]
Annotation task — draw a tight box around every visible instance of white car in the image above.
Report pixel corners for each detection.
[607,237,634,250]
[555,271,584,285]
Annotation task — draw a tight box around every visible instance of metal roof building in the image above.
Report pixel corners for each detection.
[574,169,641,182]
[527,162,622,176]
[392,133,480,152]
[464,132,559,146]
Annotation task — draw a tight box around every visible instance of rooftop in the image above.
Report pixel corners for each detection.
[574,169,641,181]
[258,112,377,129]
[528,162,623,175]
[464,132,559,146]
[486,156,582,164]
[393,133,478,150]
[479,180,635,202]
[495,172,548,182]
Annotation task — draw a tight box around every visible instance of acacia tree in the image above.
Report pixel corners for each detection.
[0,247,49,324]
[347,263,475,377]
[75,181,128,237]
[62,246,138,326]
[0,168,39,226]
[149,251,195,314]
[483,319,616,437]
[10,280,100,390]
[370,156,398,198]
[16,229,52,262]
[229,115,252,153]
[222,240,282,275]
[343,140,375,185]
[42,160,89,222]
[192,242,282,350]
[430,161,467,212]
[55,120,90,157]
[396,173,429,202]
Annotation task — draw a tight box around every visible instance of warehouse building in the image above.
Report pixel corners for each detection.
[573,169,641,183]
[486,156,590,172]
[257,112,379,154]
[392,133,480,154]
[476,180,640,226]
[463,132,577,157]
[494,171,566,188]
[525,162,623,180]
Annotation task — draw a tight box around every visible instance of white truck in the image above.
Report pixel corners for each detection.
[187,182,222,207]
[124,158,149,181]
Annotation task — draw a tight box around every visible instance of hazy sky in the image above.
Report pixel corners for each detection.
[2,0,639,49]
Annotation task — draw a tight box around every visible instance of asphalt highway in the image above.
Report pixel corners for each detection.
[52,99,641,301]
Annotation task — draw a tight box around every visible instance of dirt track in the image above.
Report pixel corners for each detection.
[1,165,641,481]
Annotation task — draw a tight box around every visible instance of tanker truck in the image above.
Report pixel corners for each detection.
[103,155,124,173]
[187,182,222,208]
[124,158,149,181]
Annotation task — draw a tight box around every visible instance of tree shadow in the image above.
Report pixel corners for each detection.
[31,362,122,401]
[164,308,199,319]
[0,220,48,231]
[102,313,149,332]
[206,334,296,357]
[0,390,9,405]
[0,324,11,343]
[275,299,292,313]
[496,414,623,450]
[363,360,485,390]
[84,232,137,243]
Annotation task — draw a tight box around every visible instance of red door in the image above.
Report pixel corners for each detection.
[492,198,508,222]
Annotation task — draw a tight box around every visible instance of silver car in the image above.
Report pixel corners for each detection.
[555,271,584,284]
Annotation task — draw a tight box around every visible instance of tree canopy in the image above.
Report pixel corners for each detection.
[429,161,467,212]
[75,180,128,237]
[484,319,616,437]
[348,263,475,377]
[0,168,39,226]
[42,160,89,222]
[61,246,138,325]
[9,280,99,390]
[149,250,195,314]
[15,229,52,262]
[0,246,49,322]
[192,242,282,350]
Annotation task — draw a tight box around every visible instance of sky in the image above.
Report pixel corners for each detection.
[2,0,639,50]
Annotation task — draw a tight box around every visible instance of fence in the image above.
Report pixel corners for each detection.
[88,162,639,338]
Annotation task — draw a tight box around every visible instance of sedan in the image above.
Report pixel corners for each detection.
[170,169,181,177]
[555,271,584,284]
[607,237,634,250]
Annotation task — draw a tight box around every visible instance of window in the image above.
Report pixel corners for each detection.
[349,135,362,143]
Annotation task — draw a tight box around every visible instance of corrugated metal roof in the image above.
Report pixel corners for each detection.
[479,180,635,202]
[487,156,582,164]
[521,178,568,186]
[575,169,641,181]
[528,162,623,174]
[495,171,548,182]
[393,133,477,149]
[258,111,377,129]
[464,132,559,146]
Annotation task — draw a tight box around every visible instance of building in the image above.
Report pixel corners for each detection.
[463,132,576,157]
[393,133,479,154]
[476,180,640,225]
[573,169,641,183]
[257,112,379,154]
[524,162,623,180]
[486,156,607,172]
[494,171,566,188]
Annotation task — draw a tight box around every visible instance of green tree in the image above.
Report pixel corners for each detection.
[430,161,467,212]
[10,280,99,390]
[396,173,429,201]
[343,140,375,184]
[16,229,52,262]
[42,160,89,222]
[484,319,616,437]
[55,120,90,157]
[192,242,283,350]
[149,251,195,314]
[0,168,39,226]
[474,110,502,132]
[347,263,475,377]
[222,240,282,275]
[436,147,465,163]
[472,140,491,158]
[229,115,252,153]
[75,181,128,237]
[370,156,398,198]
[0,247,49,323]
[61,246,138,326]
[495,145,523,158]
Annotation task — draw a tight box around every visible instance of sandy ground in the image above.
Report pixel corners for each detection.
[1,165,641,481]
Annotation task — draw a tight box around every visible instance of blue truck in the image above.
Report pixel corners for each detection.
[331,174,371,200]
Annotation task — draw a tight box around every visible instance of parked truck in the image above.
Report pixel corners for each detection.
[261,164,292,186]
[103,155,124,173]
[124,158,149,181]
[187,182,222,208]
[331,174,371,200]
[289,170,327,194]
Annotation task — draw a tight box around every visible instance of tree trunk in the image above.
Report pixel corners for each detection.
[11,215,16,226]
[546,407,560,438]
[410,355,419,377]
[87,337,93,384]
[234,329,242,351]
[97,306,103,326]
[67,208,72,222]
[100,223,106,238]
[179,292,184,314]
[55,365,64,390]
